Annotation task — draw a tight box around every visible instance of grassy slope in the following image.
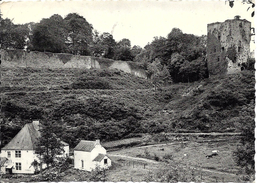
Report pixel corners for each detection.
[1,67,254,146]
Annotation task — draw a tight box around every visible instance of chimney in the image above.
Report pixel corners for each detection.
[95,139,100,145]
[32,120,40,131]
[234,15,240,20]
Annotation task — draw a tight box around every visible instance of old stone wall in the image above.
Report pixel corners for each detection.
[207,17,251,75]
[0,49,148,79]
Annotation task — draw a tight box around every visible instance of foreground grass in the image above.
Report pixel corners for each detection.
[107,137,242,181]
[0,136,247,182]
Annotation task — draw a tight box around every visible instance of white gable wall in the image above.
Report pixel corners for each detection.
[91,145,106,160]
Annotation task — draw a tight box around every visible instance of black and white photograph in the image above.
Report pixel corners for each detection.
[0,0,255,182]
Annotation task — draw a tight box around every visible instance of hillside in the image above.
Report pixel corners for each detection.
[0,67,255,148]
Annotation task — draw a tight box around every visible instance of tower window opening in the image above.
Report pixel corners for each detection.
[238,47,241,52]
[222,47,225,51]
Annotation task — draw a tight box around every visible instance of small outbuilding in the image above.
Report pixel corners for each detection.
[74,140,111,171]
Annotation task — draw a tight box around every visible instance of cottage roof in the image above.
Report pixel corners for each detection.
[93,153,106,162]
[2,122,40,150]
[74,140,99,152]
[2,121,68,150]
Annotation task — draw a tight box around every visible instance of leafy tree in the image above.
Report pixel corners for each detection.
[134,49,151,63]
[168,53,186,83]
[0,19,28,49]
[147,36,168,65]
[91,32,116,59]
[0,18,14,49]
[179,57,208,82]
[233,100,255,177]
[114,38,133,61]
[114,46,134,61]
[100,32,117,59]
[131,45,143,60]
[35,119,64,168]
[146,58,171,89]
[136,28,206,83]
[31,14,68,53]
[9,24,30,49]
[91,30,106,57]
[167,28,183,40]
[64,13,93,55]
[117,38,131,48]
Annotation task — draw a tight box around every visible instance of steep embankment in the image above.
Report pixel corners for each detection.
[1,67,254,148]
[141,71,255,133]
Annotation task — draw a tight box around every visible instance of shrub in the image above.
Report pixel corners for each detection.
[163,154,173,161]
[154,153,160,161]
[71,77,112,89]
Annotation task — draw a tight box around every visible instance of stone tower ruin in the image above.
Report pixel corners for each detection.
[207,16,251,75]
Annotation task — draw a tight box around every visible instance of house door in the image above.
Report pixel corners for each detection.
[5,168,13,174]
[81,160,84,169]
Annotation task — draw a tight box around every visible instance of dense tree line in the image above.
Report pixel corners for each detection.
[136,28,208,83]
[0,13,142,62]
[0,13,208,83]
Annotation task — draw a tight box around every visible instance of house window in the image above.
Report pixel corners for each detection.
[7,151,11,158]
[104,159,108,165]
[15,151,21,158]
[81,160,84,168]
[217,57,220,62]
[214,47,216,53]
[221,47,225,51]
[238,47,241,52]
[16,163,21,170]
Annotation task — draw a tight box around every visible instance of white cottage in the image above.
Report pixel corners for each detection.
[0,121,69,174]
[74,140,111,171]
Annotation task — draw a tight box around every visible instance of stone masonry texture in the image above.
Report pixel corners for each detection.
[207,16,251,76]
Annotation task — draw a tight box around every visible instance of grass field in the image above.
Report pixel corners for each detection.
[105,137,243,182]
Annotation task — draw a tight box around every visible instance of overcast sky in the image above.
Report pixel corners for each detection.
[0,0,255,48]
